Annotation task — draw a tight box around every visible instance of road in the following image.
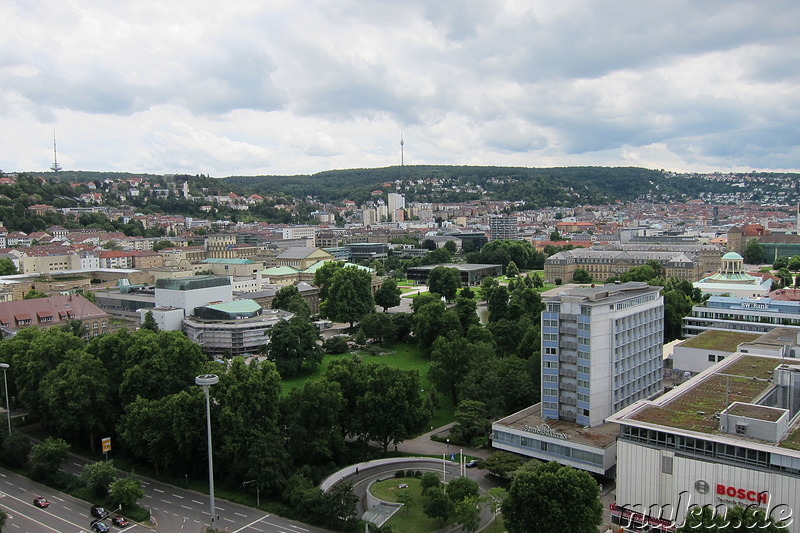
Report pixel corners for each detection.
[2,464,333,533]
[0,467,140,533]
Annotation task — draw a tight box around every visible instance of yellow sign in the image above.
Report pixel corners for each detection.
[101,437,111,453]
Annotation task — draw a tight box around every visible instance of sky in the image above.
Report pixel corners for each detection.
[2,0,799,177]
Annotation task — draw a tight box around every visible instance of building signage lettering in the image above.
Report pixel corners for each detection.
[740,302,768,309]
[523,423,570,440]
[716,484,768,504]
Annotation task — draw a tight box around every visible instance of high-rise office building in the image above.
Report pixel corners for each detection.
[492,282,664,475]
[489,215,517,240]
[541,282,664,426]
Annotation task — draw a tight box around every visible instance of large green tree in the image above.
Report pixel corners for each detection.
[502,461,602,533]
[359,312,397,345]
[280,379,345,467]
[321,266,375,327]
[271,285,311,316]
[743,238,765,264]
[265,316,323,377]
[41,351,112,451]
[427,266,461,302]
[374,278,401,312]
[29,437,70,481]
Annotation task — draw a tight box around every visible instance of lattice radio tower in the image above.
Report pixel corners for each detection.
[50,130,62,172]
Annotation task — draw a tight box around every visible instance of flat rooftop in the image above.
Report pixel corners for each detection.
[494,404,619,449]
[625,353,800,450]
[679,330,761,352]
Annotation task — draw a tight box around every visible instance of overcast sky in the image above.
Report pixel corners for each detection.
[2,1,799,177]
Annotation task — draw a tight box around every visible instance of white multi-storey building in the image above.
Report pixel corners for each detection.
[542,282,664,425]
[492,282,664,476]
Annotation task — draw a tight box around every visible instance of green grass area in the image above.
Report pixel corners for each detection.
[679,330,761,351]
[280,342,455,427]
[371,477,454,532]
[400,287,421,294]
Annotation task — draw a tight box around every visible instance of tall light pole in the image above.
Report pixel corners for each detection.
[0,363,10,435]
[196,374,219,528]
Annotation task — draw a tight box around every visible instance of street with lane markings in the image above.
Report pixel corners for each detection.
[1,466,333,533]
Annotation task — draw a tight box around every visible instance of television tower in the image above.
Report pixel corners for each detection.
[50,130,62,172]
[400,131,404,167]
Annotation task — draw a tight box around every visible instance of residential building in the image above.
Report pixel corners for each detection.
[489,215,517,240]
[0,294,109,338]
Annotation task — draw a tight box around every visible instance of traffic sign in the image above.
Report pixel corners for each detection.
[102,437,111,453]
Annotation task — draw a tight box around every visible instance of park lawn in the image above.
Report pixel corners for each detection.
[399,286,420,294]
[371,477,454,533]
[482,515,506,533]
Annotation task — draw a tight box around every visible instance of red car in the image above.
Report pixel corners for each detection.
[111,515,129,527]
[33,497,50,508]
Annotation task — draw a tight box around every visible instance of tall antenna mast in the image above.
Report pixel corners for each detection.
[50,130,62,172]
[400,131,405,167]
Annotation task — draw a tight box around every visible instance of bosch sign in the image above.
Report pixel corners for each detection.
[716,484,768,504]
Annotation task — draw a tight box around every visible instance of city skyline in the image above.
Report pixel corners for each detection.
[1,1,799,177]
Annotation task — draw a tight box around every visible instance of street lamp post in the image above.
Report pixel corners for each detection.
[243,480,260,507]
[0,363,10,435]
[196,374,219,528]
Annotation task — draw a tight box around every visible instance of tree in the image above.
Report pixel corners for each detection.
[422,247,452,265]
[280,380,345,467]
[423,486,453,524]
[118,330,206,405]
[480,451,525,480]
[272,285,311,316]
[486,285,509,323]
[427,266,461,302]
[313,261,344,301]
[396,489,414,516]
[413,301,460,353]
[23,288,48,299]
[428,337,485,404]
[141,310,159,331]
[360,312,397,345]
[571,268,592,283]
[453,400,489,444]
[446,476,479,504]
[109,475,144,508]
[677,503,789,532]
[265,316,323,377]
[29,437,70,481]
[1,431,31,468]
[743,238,765,264]
[374,279,401,312]
[454,496,481,533]
[420,472,441,495]
[0,258,17,275]
[506,261,519,278]
[81,460,117,497]
[503,461,602,533]
[321,266,375,327]
[322,336,349,354]
[42,351,113,449]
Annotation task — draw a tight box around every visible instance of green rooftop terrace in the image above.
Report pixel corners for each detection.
[632,355,778,435]
[679,330,761,352]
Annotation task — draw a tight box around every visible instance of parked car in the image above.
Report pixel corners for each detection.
[33,497,50,508]
[111,515,129,527]
[90,505,106,518]
[466,459,480,468]
[90,521,111,533]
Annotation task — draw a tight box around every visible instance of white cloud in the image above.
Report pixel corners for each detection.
[0,0,798,176]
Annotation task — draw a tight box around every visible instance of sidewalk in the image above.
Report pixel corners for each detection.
[396,423,492,460]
